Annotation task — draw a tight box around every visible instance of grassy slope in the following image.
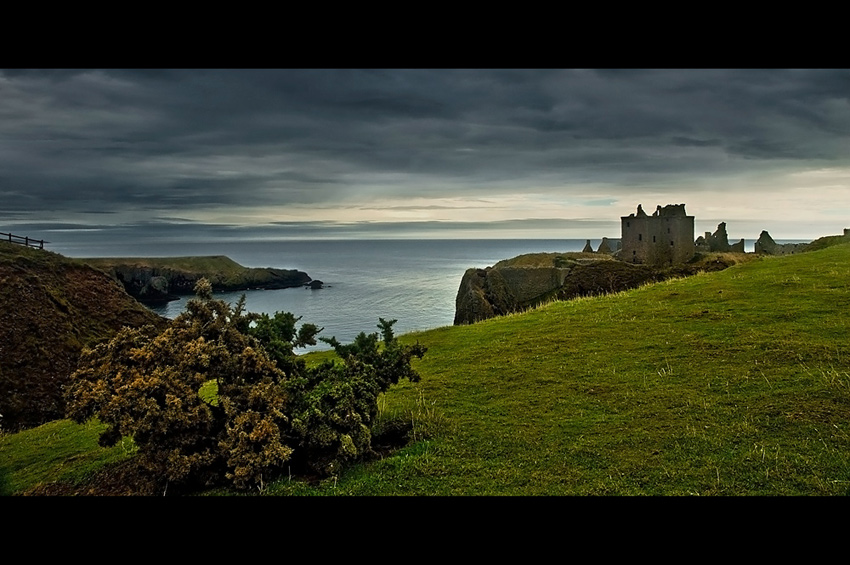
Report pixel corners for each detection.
[78,255,247,276]
[0,242,167,431]
[0,420,135,496]
[4,243,850,495]
[279,243,850,495]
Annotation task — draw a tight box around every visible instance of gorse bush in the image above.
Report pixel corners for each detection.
[65,279,426,491]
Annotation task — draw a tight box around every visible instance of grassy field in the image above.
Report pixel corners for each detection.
[4,243,850,495]
[0,419,136,495]
[77,255,248,276]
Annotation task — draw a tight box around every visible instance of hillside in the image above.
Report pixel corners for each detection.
[5,242,850,495]
[0,242,167,431]
[76,256,311,302]
[454,250,755,325]
[322,243,850,494]
[803,229,850,252]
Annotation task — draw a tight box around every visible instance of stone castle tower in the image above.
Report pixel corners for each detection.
[621,204,695,266]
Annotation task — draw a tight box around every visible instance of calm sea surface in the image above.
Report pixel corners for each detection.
[59,239,597,352]
[54,237,798,352]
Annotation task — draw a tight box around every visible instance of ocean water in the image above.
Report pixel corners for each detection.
[88,239,596,352]
[51,236,811,352]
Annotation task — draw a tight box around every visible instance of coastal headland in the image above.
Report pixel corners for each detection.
[76,255,312,303]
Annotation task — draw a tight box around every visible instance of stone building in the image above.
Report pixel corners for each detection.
[621,204,695,265]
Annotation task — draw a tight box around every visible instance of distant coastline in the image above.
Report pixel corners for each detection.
[76,255,311,303]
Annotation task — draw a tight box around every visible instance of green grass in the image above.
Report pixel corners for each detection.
[76,255,248,275]
[287,244,850,495]
[0,419,136,495]
[4,243,850,495]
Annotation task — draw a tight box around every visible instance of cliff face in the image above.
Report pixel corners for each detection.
[0,243,167,431]
[454,266,573,325]
[454,252,746,325]
[78,256,312,303]
[454,257,657,325]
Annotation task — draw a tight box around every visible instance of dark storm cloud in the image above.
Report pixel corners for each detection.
[2,68,849,228]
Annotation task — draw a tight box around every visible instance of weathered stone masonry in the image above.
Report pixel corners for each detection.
[621,204,695,266]
[754,230,808,255]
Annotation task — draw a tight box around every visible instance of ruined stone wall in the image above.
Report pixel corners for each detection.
[754,230,809,255]
[699,222,744,253]
[597,237,621,254]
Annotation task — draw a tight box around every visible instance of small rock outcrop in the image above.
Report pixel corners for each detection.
[137,275,175,302]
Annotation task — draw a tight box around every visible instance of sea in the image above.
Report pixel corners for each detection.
[53,238,599,352]
[51,237,796,353]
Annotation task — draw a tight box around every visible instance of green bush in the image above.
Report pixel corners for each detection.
[65,279,426,491]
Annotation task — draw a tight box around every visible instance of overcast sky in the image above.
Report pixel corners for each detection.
[2,68,849,246]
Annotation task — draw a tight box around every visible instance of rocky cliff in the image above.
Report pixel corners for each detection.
[78,255,311,303]
[0,242,167,431]
[454,251,748,325]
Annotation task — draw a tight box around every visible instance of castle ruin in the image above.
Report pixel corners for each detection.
[621,204,695,266]
[754,230,808,255]
[582,237,622,254]
[695,222,745,253]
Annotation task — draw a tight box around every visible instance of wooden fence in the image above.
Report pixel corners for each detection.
[1,232,47,249]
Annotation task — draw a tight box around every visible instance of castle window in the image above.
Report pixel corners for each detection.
[638,233,642,241]
[653,235,656,242]
[670,241,674,246]
[627,221,630,228]
[668,227,671,234]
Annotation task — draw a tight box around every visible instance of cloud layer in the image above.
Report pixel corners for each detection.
[2,69,849,241]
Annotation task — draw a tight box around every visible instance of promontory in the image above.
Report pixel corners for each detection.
[75,255,311,303]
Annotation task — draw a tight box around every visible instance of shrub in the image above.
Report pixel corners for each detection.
[65,279,426,491]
